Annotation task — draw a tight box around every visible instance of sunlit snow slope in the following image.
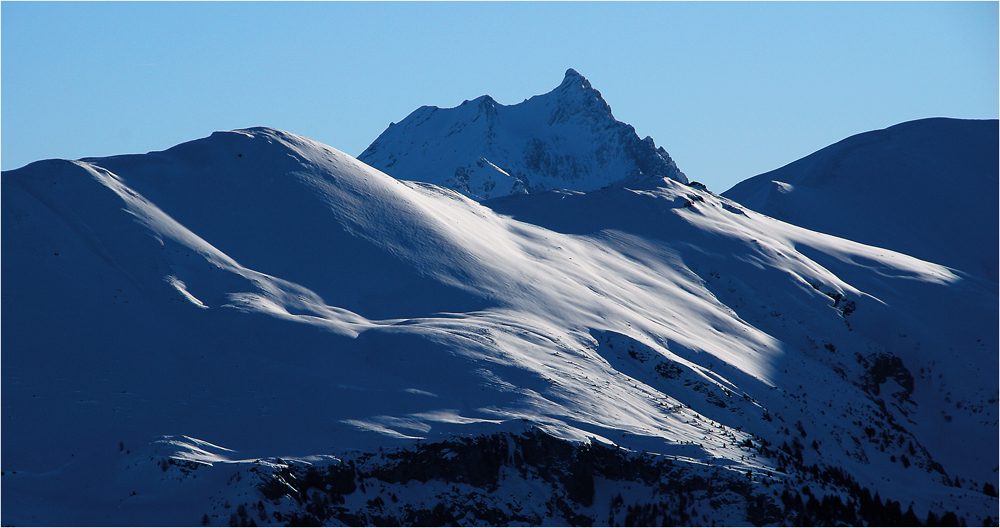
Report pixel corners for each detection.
[359,69,686,200]
[2,127,996,525]
[724,118,999,281]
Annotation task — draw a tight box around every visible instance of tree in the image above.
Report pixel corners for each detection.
[984,482,998,497]
[901,505,921,527]
[940,511,959,526]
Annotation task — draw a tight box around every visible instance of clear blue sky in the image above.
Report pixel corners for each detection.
[3,2,997,192]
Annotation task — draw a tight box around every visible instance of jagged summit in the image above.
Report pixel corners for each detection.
[359,69,686,200]
[557,68,595,95]
[546,68,614,119]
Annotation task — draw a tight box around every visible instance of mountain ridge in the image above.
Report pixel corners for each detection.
[723,117,999,281]
[2,122,996,525]
[359,69,686,200]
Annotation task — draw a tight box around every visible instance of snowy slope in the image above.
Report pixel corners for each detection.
[359,69,687,200]
[2,127,996,526]
[723,118,999,281]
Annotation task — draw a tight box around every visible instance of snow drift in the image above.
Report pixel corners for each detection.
[2,125,996,525]
[723,117,999,281]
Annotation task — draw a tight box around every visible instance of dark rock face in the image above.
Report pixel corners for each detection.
[359,69,686,200]
[863,353,914,399]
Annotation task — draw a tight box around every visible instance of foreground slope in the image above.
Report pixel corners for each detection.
[723,118,999,281]
[359,69,686,200]
[2,128,996,526]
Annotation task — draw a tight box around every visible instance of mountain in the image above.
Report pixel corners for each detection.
[3,127,997,526]
[358,69,687,200]
[723,118,999,281]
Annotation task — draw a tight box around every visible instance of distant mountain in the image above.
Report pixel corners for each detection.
[359,69,687,200]
[2,126,996,526]
[723,118,999,281]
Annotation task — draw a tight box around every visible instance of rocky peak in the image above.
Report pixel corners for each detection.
[359,70,686,200]
[545,69,614,122]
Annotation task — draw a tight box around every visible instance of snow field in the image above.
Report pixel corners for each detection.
[3,124,996,524]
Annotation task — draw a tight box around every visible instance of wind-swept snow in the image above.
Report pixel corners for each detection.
[2,126,996,525]
[724,117,999,281]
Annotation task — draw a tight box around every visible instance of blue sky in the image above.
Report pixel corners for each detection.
[3,2,997,192]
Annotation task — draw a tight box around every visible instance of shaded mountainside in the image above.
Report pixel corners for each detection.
[2,127,996,526]
[723,118,999,281]
[123,430,956,527]
[359,69,686,200]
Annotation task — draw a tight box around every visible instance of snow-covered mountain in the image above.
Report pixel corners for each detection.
[359,69,687,200]
[2,126,996,526]
[723,118,999,281]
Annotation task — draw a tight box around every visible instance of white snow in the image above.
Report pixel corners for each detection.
[724,117,999,282]
[1,123,996,525]
[358,69,687,200]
